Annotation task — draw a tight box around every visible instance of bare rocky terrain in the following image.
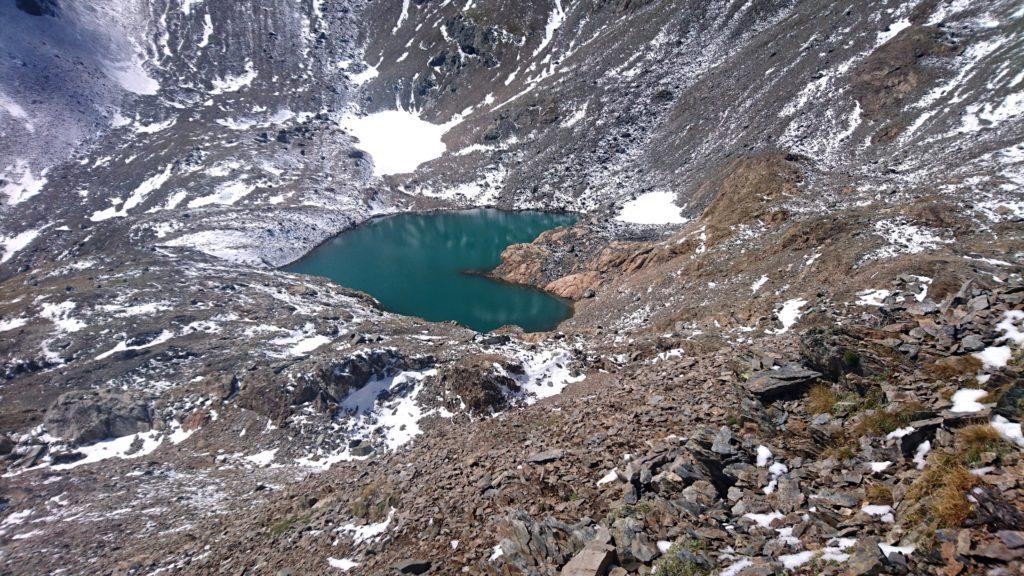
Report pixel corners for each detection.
[0,0,1022,575]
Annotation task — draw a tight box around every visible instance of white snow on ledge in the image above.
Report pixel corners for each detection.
[210,61,257,95]
[328,557,358,571]
[867,218,951,260]
[771,298,808,333]
[992,416,1024,447]
[187,180,257,208]
[2,160,47,205]
[103,56,160,95]
[856,289,891,307]
[507,347,585,404]
[1,228,40,263]
[46,420,195,472]
[615,191,688,225]
[339,508,394,544]
[294,346,582,471]
[342,110,456,177]
[949,388,988,413]
[973,311,1023,373]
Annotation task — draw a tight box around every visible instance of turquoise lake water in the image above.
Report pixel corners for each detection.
[284,209,578,332]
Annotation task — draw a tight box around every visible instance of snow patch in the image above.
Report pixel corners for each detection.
[743,511,782,528]
[561,103,587,127]
[0,317,27,332]
[974,346,1011,370]
[91,164,173,221]
[949,388,988,413]
[95,329,175,360]
[596,470,618,486]
[104,57,160,95]
[244,448,278,466]
[991,415,1023,447]
[1,228,40,263]
[877,18,911,45]
[393,0,410,33]
[856,289,891,307]
[40,301,86,333]
[615,191,687,225]
[751,275,769,294]
[777,539,855,570]
[0,92,33,132]
[532,0,565,59]
[199,14,214,48]
[51,430,164,470]
[339,509,393,544]
[187,180,257,208]
[96,302,171,317]
[913,440,931,469]
[2,160,47,204]
[512,348,585,403]
[886,426,915,440]
[328,557,358,571]
[342,110,454,176]
[210,61,257,94]
[995,310,1024,346]
[879,543,916,557]
[869,461,892,473]
[868,219,951,260]
[772,298,807,333]
[721,558,754,576]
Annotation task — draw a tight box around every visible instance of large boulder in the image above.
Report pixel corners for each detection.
[499,510,588,575]
[560,545,614,576]
[546,272,601,301]
[612,516,658,569]
[800,328,864,380]
[435,355,521,415]
[43,390,152,446]
[742,365,822,402]
[319,349,408,402]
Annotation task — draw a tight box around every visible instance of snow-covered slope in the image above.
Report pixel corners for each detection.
[356,0,1023,223]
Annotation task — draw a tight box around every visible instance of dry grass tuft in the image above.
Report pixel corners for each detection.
[854,407,907,437]
[956,424,1010,466]
[852,400,925,437]
[866,483,893,505]
[929,355,983,380]
[807,385,839,415]
[907,452,979,529]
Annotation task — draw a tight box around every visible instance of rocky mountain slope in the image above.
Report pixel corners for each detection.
[0,0,1022,574]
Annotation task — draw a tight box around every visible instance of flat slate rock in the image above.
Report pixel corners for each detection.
[743,365,822,401]
[560,545,614,576]
[527,449,565,464]
[395,559,432,574]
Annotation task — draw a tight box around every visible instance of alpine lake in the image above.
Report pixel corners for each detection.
[284,209,578,333]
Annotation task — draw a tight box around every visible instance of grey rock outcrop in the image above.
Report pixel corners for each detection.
[43,390,152,445]
[743,365,822,401]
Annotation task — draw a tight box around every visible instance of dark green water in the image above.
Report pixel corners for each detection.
[285,209,578,332]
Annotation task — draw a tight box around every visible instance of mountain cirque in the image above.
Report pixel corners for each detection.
[0,0,1023,575]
